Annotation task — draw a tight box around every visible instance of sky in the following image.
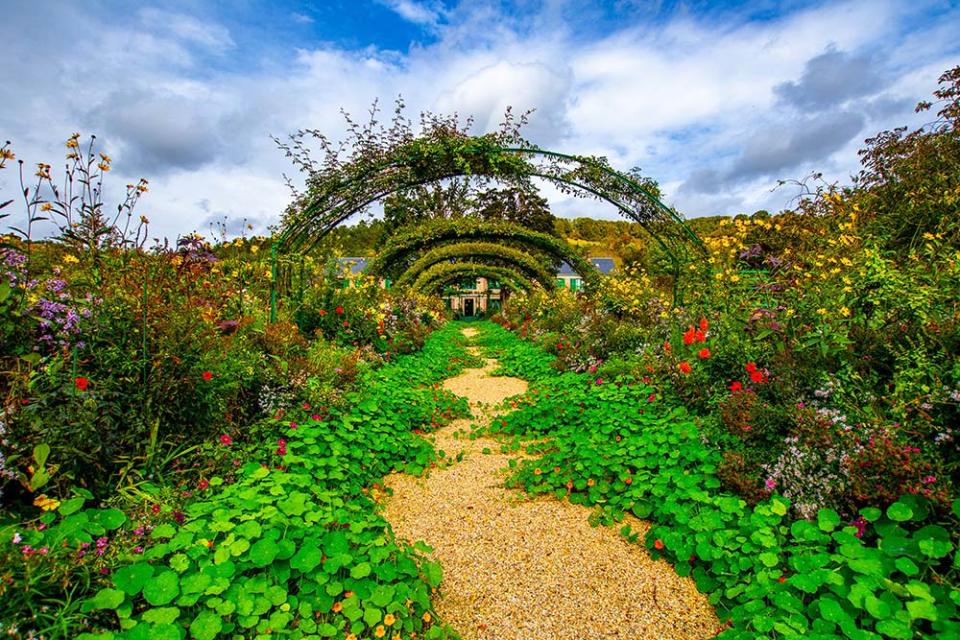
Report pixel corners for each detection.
[1,0,958,242]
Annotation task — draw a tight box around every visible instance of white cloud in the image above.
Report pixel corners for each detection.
[2,0,959,241]
[379,0,441,26]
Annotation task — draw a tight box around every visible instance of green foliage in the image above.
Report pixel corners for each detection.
[395,241,557,290]
[2,325,472,639]
[474,322,960,640]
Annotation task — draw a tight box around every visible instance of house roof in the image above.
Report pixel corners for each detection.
[338,257,368,275]
[557,257,615,276]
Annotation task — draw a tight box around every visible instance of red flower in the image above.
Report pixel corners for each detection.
[678,361,692,375]
[698,348,711,359]
[699,317,709,332]
[74,377,89,391]
[219,434,233,446]
[729,381,743,392]
[745,362,758,374]
[343,320,349,327]
[624,476,633,485]
[654,539,664,550]
[335,306,344,315]
[197,479,210,491]
[201,371,213,381]
[319,309,327,316]
[750,370,766,383]
[647,393,656,402]
[682,326,696,346]
[694,329,706,343]
[663,340,672,354]
[778,576,786,584]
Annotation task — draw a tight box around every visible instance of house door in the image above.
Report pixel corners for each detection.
[463,298,475,317]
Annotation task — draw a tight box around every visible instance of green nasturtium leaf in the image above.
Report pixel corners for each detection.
[817,509,841,532]
[82,588,126,612]
[190,610,223,640]
[886,502,913,522]
[143,570,180,606]
[113,563,155,595]
[248,538,280,567]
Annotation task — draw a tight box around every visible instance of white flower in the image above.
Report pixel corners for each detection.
[12,532,22,544]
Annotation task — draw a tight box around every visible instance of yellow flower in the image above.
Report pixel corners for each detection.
[62,254,79,264]
[97,162,111,172]
[140,215,149,224]
[346,635,358,640]
[250,245,259,254]
[33,494,60,511]
[816,308,828,315]
[40,203,52,211]
[422,612,431,623]
[332,601,343,613]
[393,635,402,640]
[0,147,14,161]
[374,625,386,638]
[384,613,396,626]
[840,307,851,317]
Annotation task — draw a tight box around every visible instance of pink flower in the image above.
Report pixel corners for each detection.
[289,421,298,430]
[595,378,603,385]
[197,479,210,491]
[923,475,936,484]
[765,478,776,491]
[851,516,867,538]
[647,393,656,402]
[219,434,233,446]
[311,413,321,421]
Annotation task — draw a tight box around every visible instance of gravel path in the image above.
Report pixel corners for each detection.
[381,329,719,640]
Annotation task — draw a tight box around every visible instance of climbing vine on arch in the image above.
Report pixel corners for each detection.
[393,241,557,291]
[272,100,707,315]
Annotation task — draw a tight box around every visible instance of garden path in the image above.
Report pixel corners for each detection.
[381,327,719,640]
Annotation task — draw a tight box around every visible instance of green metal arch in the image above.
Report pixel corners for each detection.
[414,262,536,295]
[394,241,557,290]
[367,219,601,289]
[277,139,706,271]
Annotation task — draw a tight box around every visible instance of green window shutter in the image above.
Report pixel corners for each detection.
[384,279,391,289]
[571,279,580,291]
[556,278,564,288]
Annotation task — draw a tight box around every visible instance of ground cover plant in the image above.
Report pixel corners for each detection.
[1,324,473,639]
[474,321,960,639]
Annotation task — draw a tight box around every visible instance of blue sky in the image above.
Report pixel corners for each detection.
[1,0,958,240]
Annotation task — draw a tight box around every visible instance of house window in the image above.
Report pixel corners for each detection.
[570,278,581,291]
[556,278,565,288]
[488,280,501,290]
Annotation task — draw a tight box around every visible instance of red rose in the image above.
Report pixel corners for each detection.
[74,377,89,391]
[202,371,213,381]
[678,361,692,374]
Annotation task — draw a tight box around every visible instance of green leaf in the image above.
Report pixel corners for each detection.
[906,599,938,621]
[141,607,180,625]
[290,543,322,573]
[151,523,176,539]
[113,563,155,596]
[248,538,280,567]
[190,610,223,640]
[143,570,180,606]
[98,509,126,530]
[83,588,126,612]
[350,562,372,579]
[423,560,443,587]
[817,509,841,532]
[59,497,86,516]
[363,607,382,626]
[876,618,912,638]
[317,623,338,637]
[33,443,50,468]
[886,502,913,522]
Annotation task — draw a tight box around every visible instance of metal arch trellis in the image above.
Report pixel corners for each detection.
[393,241,558,291]
[271,139,708,321]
